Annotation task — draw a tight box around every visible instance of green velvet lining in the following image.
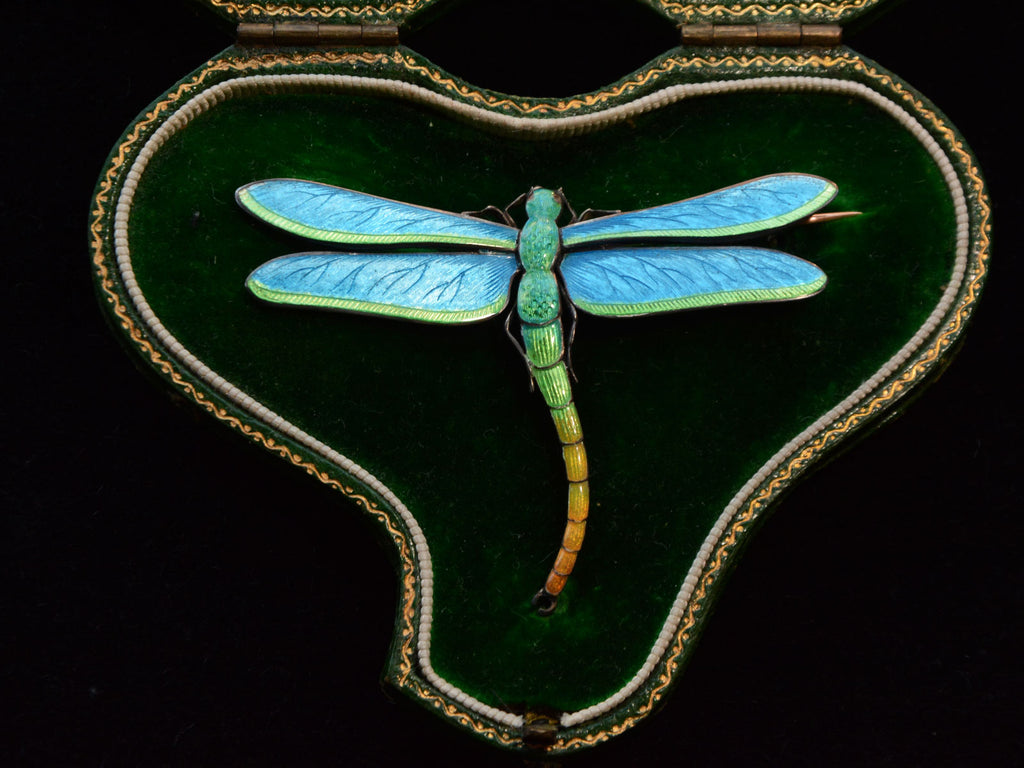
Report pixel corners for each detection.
[125,70,954,712]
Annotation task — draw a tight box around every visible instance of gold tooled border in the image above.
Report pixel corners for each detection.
[207,0,432,21]
[207,0,879,24]
[89,49,990,753]
[655,0,879,23]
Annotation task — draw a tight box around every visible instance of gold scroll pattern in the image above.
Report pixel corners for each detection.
[209,0,878,25]
[208,0,429,21]
[90,47,990,751]
[656,0,878,23]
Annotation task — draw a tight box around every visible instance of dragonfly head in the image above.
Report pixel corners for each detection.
[525,188,563,222]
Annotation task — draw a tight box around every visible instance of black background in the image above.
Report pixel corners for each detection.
[5,1,1021,765]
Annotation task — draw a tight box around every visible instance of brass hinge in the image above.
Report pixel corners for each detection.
[681,23,841,47]
[237,22,400,47]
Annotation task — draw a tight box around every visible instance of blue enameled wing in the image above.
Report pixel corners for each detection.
[560,246,827,317]
[237,180,520,251]
[561,174,836,248]
[247,251,520,324]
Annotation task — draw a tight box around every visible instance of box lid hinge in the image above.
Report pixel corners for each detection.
[237,22,400,48]
[681,23,841,47]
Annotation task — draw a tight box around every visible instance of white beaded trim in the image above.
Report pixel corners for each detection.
[110,72,970,734]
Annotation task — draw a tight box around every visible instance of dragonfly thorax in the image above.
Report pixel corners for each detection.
[517,271,560,325]
[519,189,563,272]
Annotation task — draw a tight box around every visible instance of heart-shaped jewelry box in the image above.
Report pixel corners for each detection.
[90,0,989,753]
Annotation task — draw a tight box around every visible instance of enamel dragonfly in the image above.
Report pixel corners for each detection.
[237,173,843,615]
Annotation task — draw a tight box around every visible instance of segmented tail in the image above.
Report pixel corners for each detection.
[521,320,589,616]
[532,390,589,616]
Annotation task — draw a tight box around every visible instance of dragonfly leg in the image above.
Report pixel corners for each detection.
[561,287,580,383]
[502,191,529,223]
[460,203,516,227]
[504,312,536,392]
[575,207,622,222]
[557,188,578,223]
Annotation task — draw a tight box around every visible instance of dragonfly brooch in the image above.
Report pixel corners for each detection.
[237,173,850,615]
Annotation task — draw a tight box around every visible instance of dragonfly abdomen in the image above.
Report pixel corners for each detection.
[519,312,590,616]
